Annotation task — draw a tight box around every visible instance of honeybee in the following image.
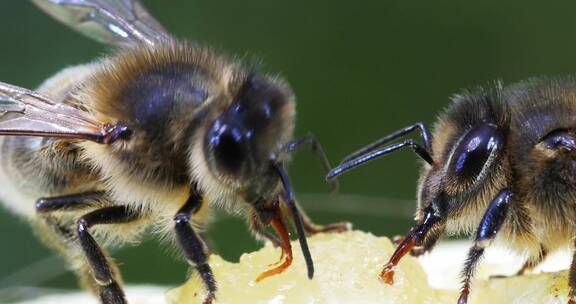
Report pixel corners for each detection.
[0,1,350,303]
[328,78,576,303]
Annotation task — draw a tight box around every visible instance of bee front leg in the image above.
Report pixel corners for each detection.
[284,201,351,235]
[458,189,512,304]
[174,187,216,304]
[285,133,339,193]
[284,134,352,234]
[77,206,139,304]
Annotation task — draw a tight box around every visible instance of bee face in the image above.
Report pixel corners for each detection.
[417,92,510,226]
[418,123,508,221]
[203,76,295,200]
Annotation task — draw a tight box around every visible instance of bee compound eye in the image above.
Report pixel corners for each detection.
[206,120,250,176]
[448,123,504,182]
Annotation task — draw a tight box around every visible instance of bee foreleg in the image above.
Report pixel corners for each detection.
[281,201,351,235]
[458,189,512,304]
[285,133,339,193]
[174,187,216,304]
[281,134,352,233]
[77,206,139,304]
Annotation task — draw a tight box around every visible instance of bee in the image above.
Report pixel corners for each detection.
[328,77,576,303]
[0,1,350,303]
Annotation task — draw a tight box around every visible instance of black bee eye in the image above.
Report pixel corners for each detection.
[206,119,250,175]
[448,123,504,182]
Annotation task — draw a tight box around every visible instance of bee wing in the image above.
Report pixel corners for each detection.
[0,80,111,142]
[31,0,172,47]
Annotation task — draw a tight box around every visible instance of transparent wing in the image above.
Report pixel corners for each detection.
[31,0,172,47]
[0,80,115,142]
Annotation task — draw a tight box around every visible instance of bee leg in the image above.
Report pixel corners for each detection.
[34,191,116,297]
[516,245,547,276]
[458,189,512,304]
[77,206,139,304]
[284,201,351,235]
[36,191,105,213]
[285,133,340,193]
[174,188,216,304]
[284,134,352,233]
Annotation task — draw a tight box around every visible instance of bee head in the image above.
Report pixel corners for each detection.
[417,88,510,232]
[419,122,506,214]
[203,75,295,200]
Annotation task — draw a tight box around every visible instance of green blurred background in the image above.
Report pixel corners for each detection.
[2,0,576,300]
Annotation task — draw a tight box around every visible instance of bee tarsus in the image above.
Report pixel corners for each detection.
[98,281,127,304]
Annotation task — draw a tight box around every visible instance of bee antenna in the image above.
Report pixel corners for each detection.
[273,161,314,279]
[326,123,433,181]
[326,140,433,180]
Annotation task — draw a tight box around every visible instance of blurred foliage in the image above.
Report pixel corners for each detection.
[1,0,576,295]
